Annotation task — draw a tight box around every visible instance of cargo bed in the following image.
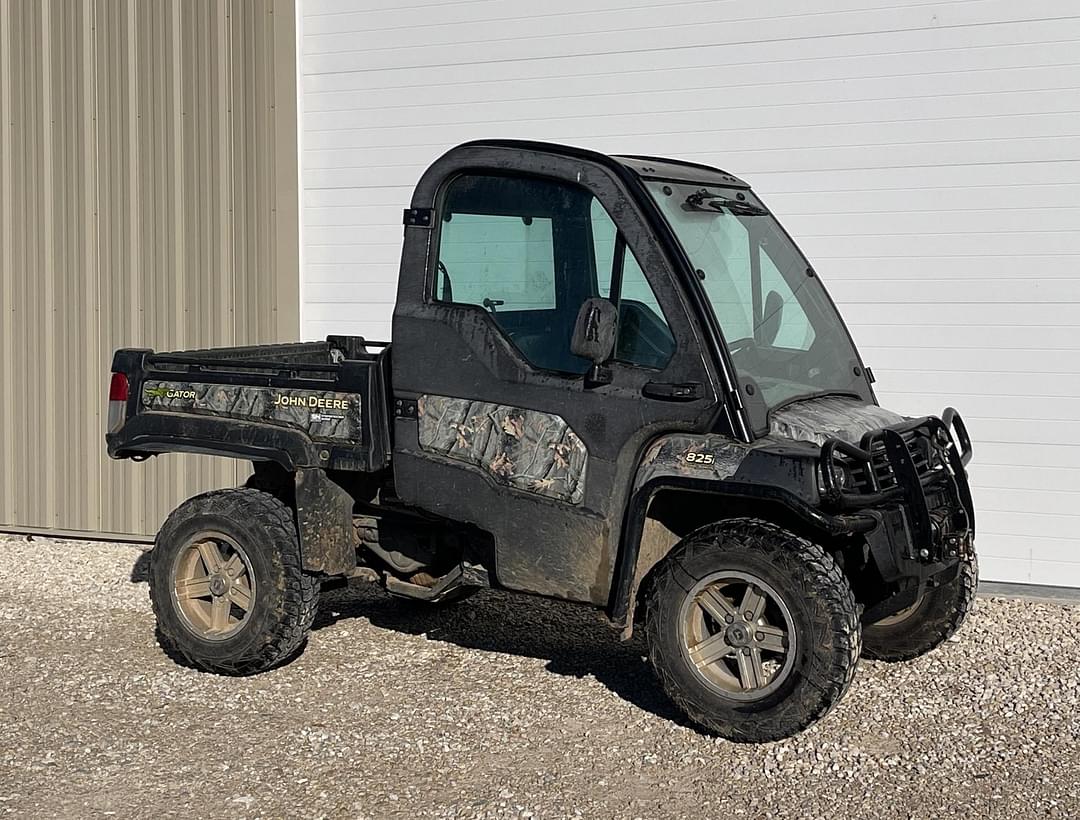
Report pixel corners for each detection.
[106,336,392,473]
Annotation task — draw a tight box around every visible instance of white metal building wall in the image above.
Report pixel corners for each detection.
[298,0,1080,587]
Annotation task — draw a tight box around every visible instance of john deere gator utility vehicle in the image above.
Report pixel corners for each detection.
[106,140,975,742]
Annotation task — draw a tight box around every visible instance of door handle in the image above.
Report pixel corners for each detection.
[642,381,703,401]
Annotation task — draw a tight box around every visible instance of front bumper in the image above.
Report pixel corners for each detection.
[819,408,975,573]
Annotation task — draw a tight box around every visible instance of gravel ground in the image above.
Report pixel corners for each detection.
[0,533,1077,819]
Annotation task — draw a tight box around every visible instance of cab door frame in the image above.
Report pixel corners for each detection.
[390,143,726,604]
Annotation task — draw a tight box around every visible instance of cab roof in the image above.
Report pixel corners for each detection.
[613,154,750,190]
[455,139,751,190]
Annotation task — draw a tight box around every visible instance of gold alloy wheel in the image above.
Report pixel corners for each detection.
[171,531,256,641]
[678,570,796,702]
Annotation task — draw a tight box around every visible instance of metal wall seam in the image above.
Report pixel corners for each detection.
[81,0,102,531]
[0,0,16,523]
[292,0,305,338]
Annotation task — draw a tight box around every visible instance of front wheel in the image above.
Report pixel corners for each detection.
[148,488,319,675]
[644,519,861,743]
[862,556,977,662]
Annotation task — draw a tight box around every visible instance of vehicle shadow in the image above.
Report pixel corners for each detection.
[130,549,151,583]
[315,582,689,728]
[129,549,687,727]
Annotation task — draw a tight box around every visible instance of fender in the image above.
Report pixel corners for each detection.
[608,402,974,633]
[109,412,356,574]
[106,412,321,469]
[108,414,358,575]
[607,420,897,633]
[608,479,875,636]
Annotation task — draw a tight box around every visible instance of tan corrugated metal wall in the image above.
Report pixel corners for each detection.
[0,0,299,538]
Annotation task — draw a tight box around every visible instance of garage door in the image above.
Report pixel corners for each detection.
[298,0,1080,587]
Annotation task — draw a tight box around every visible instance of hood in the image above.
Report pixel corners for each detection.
[769,396,904,446]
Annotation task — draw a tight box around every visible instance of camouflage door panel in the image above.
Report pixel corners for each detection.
[142,381,362,442]
[417,395,588,504]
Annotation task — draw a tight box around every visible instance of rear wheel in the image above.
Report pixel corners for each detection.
[644,519,861,742]
[149,488,319,675]
[862,556,977,662]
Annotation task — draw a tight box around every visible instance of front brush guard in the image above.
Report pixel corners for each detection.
[819,408,975,556]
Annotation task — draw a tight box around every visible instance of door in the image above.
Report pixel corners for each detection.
[391,158,719,604]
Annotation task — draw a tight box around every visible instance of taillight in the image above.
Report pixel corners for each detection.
[108,372,129,432]
[109,372,129,401]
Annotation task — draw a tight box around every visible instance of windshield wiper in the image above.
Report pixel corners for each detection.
[683,189,769,216]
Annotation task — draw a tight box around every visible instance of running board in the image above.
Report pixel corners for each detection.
[383,561,489,603]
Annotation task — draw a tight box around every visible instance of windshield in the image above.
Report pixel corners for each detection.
[646,180,871,423]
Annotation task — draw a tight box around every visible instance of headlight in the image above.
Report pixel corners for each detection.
[817,460,854,495]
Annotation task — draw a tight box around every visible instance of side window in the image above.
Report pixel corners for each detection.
[435,213,555,310]
[591,201,675,370]
[435,174,595,374]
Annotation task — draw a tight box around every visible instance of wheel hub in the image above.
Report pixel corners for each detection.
[208,574,229,597]
[679,571,797,702]
[725,622,752,647]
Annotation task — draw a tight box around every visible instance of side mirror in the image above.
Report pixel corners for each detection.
[571,297,618,366]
